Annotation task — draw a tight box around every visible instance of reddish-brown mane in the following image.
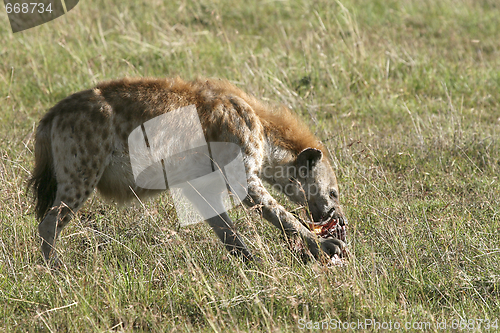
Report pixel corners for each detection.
[190,78,326,156]
[96,77,326,156]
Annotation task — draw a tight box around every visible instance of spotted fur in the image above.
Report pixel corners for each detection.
[28,77,346,263]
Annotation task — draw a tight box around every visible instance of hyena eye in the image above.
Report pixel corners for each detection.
[329,190,338,199]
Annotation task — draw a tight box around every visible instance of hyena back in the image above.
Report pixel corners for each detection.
[28,77,347,263]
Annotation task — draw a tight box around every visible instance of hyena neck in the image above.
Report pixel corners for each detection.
[264,140,295,167]
[261,123,324,167]
[259,118,325,186]
[253,104,325,170]
[260,137,301,185]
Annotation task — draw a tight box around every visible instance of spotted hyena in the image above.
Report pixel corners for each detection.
[28,77,347,263]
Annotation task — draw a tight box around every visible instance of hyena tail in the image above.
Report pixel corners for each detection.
[27,118,57,222]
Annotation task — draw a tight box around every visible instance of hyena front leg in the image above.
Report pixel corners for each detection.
[179,173,254,261]
[205,212,254,260]
[245,173,344,259]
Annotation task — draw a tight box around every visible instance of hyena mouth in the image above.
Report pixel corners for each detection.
[317,209,335,225]
[308,215,347,243]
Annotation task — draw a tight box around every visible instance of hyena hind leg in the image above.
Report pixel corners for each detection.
[38,183,96,263]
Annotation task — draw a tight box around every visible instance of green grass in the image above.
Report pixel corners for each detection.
[1,0,499,331]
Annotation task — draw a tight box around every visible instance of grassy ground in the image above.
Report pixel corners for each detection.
[1,0,499,331]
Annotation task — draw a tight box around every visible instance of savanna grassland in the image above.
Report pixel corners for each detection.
[0,0,499,331]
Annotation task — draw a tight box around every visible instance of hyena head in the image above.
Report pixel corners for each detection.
[283,148,346,231]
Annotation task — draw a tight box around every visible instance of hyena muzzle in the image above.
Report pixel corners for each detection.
[28,77,347,264]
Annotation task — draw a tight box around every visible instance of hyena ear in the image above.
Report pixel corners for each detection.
[296,148,323,178]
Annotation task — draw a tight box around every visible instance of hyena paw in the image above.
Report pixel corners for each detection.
[41,254,61,269]
[306,236,347,260]
[319,237,346,258]
[227,247,260,263]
